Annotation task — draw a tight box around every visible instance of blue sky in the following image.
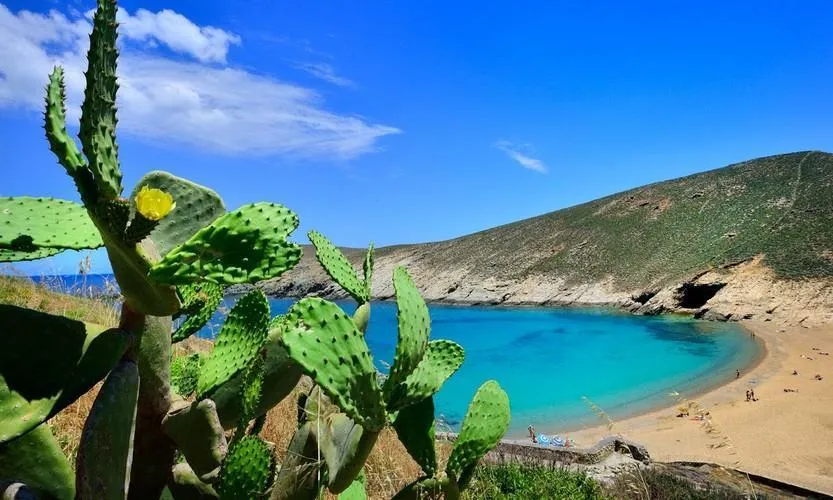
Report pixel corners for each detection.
[2,0,833,274]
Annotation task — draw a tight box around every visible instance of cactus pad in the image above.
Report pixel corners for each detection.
[363,243,374,297]
[319,413,379,493]
[171,353,203,397]
[129,171,225,256]
[0,305,130,443]
[149,202,302,285]
[0,197,102,251]
[44,66,97,203]
[387,340,464,412]
[392,476,459,500]
[445,380,510,486]
[197,290,270,398]
[308,231,368,303]
[339,468,367,500]
[75,360,140,500]
[237,351,265,436]
[217,436,274,500]
[78,0,122,200]
[392,397,437,476]
[162,399,228,482]
[281,297,385,431]
[172,282,225,343]
[383,266,430,404]
[270,421,321,500]
[0,424,74,500]
[212,325,302,429]
[0,247,64,262]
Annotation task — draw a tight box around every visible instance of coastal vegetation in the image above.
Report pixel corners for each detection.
[0,0,510,498]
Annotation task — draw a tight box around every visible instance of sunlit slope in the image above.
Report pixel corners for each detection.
[390,151,833,288]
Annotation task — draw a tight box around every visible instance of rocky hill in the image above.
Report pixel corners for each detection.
[260,151,833,326]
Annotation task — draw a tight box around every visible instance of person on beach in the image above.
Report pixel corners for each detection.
[528,425,537,443]
[750,389,757,401]
[793,370,799,376]
[736,369,741,379]
[746,389,751,402]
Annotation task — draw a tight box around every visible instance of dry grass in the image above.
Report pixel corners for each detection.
[0,274,118,327]
[1,275,444,499]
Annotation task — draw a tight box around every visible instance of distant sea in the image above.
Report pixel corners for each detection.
[28,274,761,437]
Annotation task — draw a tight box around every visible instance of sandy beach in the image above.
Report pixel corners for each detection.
[559,320,833,494]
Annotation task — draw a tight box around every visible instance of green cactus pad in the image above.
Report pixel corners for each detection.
[363,243,374,298]
[352,302,370,335]
[387,340,464,412]
[171,353,203,398]
[0,424,74,500]
[129,171,226,256]
[169,462,219,499]
[173,283,225,343]
[217,436,274,500]
[320,413,379,494]
[308,231,368,303]
[149,202,302,285]
[338,468,367,500]
[281,297,385,431]
[0,197,103,251]
[0,305,131,443]
[235,351,266,440]
[392,397,437,477]
[44,66,97,204]
[75,360,140,500]
[270,421,321,500]
[78,0,122,200]
[445,380,510,487]
[382,266,430,403]
[212,325,302,429]
[0,247,65,262]
[197,290,270,398]
[162,399,228,483]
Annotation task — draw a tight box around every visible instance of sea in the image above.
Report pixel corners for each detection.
[30,274,762,437]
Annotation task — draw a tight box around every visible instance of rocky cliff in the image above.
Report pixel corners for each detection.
[256,151,833,327]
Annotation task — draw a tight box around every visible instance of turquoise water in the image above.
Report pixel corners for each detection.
[195,298,761,438]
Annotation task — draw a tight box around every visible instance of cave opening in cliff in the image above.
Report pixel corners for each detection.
[675,282,726,309]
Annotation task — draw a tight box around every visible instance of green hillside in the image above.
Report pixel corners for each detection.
[383,151,833,289]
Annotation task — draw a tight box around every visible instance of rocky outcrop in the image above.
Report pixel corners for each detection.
[255,250,833,328]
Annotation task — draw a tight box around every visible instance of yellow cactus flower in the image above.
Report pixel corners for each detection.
[135,185,175,221]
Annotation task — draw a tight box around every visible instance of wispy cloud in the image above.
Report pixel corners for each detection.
[495,140,548,173]
[0,4,399,159]
[296,62,354,87]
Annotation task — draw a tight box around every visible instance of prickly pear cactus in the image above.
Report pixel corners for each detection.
[281,297,386,431]
[308,231,369,303]
[173,282,225,343]
[129,171,225,256]
[392,397,437,477]
[217,436,274,500]
[445,380,510,488]
[170,353,203,398]
[0,197,102,253]
[383,266,431,404]
[0,305,130,443]
[197,290,270,398]
[150,203,302,285]
[386,339,464,412]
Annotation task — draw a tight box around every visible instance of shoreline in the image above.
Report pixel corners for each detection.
[566,320,833,495]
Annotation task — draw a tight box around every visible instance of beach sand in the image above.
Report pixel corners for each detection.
[564,320,833,495]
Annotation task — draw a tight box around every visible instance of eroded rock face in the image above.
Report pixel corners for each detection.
[256,250,833,328]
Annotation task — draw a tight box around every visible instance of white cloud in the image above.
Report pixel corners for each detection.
[0,3,400,159]
[495,140,548,173]
[296,62,354,87]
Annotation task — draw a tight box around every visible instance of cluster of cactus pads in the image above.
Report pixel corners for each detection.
[0,0,510,498]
